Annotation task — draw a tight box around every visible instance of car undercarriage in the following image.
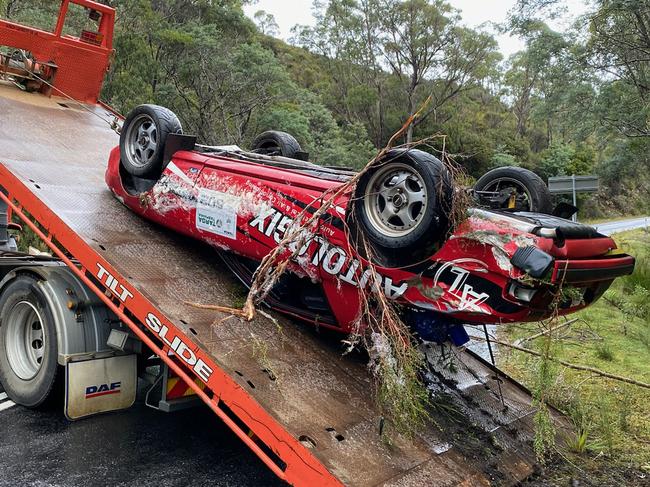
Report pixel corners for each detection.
[104,104,635,345]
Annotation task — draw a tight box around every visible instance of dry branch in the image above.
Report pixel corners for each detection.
[514,318,580,346]
[184,301,252,320]
[473,336,650,390]
[241,95,435,321]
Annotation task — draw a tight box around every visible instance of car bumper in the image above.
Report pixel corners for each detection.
[551,254,635,283]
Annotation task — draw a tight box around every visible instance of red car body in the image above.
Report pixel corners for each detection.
[105,145,635,343]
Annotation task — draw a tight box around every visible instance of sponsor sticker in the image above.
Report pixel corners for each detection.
[196,188,239,239]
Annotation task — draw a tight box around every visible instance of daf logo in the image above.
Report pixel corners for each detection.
[85,382,121,399]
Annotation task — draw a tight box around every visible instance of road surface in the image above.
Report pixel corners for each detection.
[593,216,650,235]
[0,383,281,487]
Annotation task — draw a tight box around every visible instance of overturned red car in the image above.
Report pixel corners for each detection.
[105,105,635,344]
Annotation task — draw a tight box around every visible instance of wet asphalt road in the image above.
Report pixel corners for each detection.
[594,216,650,235]
[0,383,283,487]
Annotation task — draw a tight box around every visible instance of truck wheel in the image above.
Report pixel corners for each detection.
[120,104,182,178]
[474,166,553,214]
[0,275,59,408]
[251,131,303,159]
[353,149,453,258]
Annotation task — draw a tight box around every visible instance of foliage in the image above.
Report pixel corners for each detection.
[11,214,47,253]
[253,9,279,37]
[568,428,589,454]
[594,342,615,362]
[292,0,500,144]
[256,89,376,168]
[3,0,649,209]
[532,333,557,461]
[368,332,430,438]
[501,229,650,468]
[489,150,519,169]
[538,143,595,180]
[508,0,650,211]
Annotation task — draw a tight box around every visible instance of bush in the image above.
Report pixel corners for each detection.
[537,143,595,181]
[595,342,615,362]
[489,151,519,169]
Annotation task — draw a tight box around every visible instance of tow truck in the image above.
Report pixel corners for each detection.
[0,2,575,485]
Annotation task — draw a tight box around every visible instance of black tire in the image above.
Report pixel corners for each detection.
[352,149,453,265]
[0,275,59,408]
[251,131,302,159]
[474,166,553,214]
[119,104,182,178]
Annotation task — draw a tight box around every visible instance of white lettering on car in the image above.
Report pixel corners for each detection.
[250,207,276,232]
[249,208,408,299]
[432,260,490,312]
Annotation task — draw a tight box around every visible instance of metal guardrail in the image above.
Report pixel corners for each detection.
[548,175,599,222]
[548,175,599,194]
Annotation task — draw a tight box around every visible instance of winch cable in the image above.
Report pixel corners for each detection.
[8,50,122,135]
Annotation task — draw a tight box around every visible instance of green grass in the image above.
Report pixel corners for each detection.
[567,427,590,454]
[499,228,650,469]
[11,213,49,253]
[594,342,615,361]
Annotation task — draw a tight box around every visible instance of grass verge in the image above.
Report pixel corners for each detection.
[499,229,650,477]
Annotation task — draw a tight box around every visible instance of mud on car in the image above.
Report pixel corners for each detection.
[105,104,635,344]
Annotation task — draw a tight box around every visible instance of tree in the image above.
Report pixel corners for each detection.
[1,0,19,18]
[161,28,292,144]
[292,0,389,145]
[503,22,569,142]
[294,0,499,144]
[585,1,650,137]
[380,1,501,142]
[508,0,650,210]
[511,0,650,138]
[253,10,279,37]
[257,88,376,168]
[380,0,453,142]
[0,0,60,31]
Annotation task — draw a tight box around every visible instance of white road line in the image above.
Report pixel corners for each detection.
[0,392,7,401]
[0,400,16,412]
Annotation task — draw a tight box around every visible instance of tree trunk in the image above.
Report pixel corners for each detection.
[406,92,415,143]
[6,0,17,17]
[376,82,385,146]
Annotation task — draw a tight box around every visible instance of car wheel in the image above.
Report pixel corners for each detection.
[474,166,553,214]
[352,149,453,265]
[0,275,59,408]
[120,104,182,178]
[251,131,303,159]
